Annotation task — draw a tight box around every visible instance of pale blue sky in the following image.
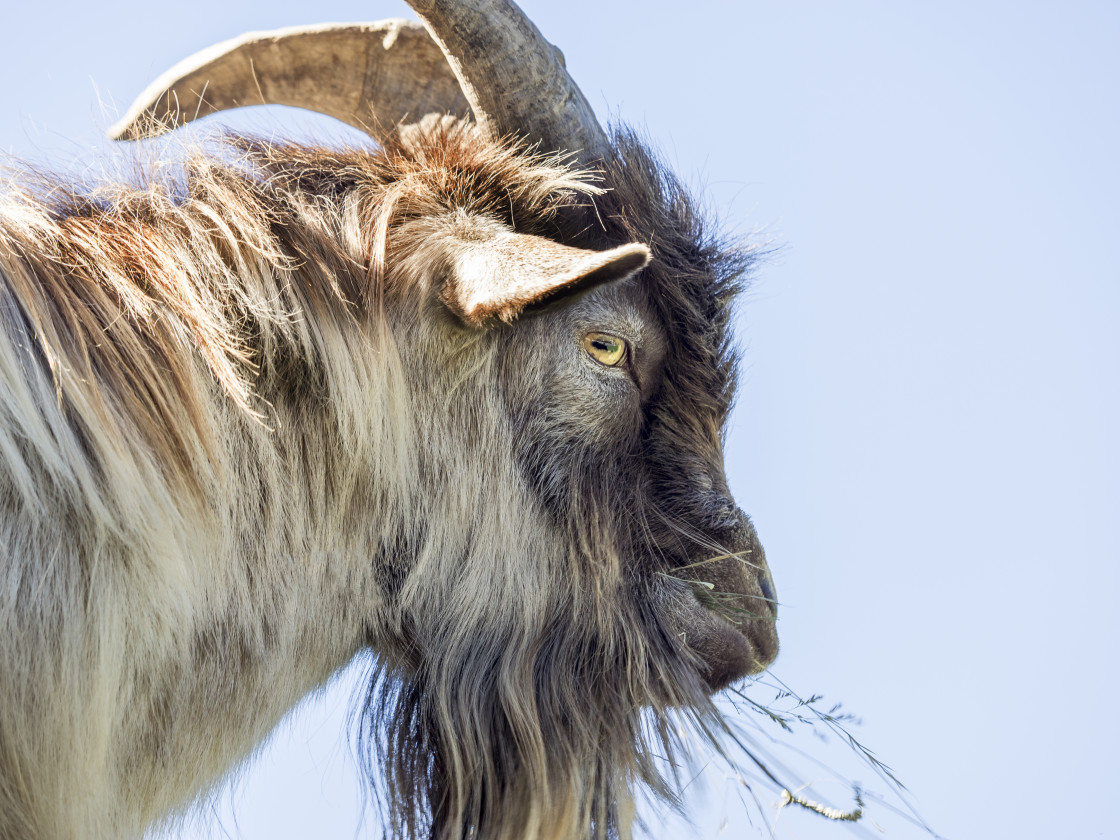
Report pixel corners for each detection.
[3,2,1117,839]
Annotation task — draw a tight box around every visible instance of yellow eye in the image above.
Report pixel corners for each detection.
[583,333,628,367]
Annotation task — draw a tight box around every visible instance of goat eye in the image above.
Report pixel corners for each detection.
[583,333,628,367]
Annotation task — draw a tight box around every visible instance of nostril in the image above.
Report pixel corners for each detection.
[758,570,776,608]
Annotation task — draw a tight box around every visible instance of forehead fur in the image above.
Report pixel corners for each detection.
[245,118,603,240]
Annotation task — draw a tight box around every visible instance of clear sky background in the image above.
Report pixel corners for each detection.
[3,1,1117,839]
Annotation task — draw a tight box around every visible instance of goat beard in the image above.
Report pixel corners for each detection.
[358,588,722,840]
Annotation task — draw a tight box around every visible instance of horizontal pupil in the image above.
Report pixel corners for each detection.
[592,339,619,352]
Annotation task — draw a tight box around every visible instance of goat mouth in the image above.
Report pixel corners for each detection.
[662,546,779,692]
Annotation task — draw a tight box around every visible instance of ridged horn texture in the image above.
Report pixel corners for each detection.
[405,0,612,164]
[110,2,612,164]
[108,20,471,141]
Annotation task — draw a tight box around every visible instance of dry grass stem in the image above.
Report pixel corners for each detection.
[780,788,864,822]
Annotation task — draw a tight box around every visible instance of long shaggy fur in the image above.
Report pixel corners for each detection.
[0,118,758,840]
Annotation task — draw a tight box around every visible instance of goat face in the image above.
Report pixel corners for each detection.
[496,258,779,693]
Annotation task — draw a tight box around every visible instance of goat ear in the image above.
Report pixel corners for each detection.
[441,234,651,327]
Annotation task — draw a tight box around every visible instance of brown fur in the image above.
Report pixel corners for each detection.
[0,118,775,840]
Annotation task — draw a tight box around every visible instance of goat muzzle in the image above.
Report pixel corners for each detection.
[665,517,778,692]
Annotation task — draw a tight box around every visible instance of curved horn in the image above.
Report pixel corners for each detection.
[406,0,612,163]
[109,20,470,141]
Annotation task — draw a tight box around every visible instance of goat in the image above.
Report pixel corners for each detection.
[0,2,778,839]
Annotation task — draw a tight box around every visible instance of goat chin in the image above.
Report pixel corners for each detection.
[662,580,779,693]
